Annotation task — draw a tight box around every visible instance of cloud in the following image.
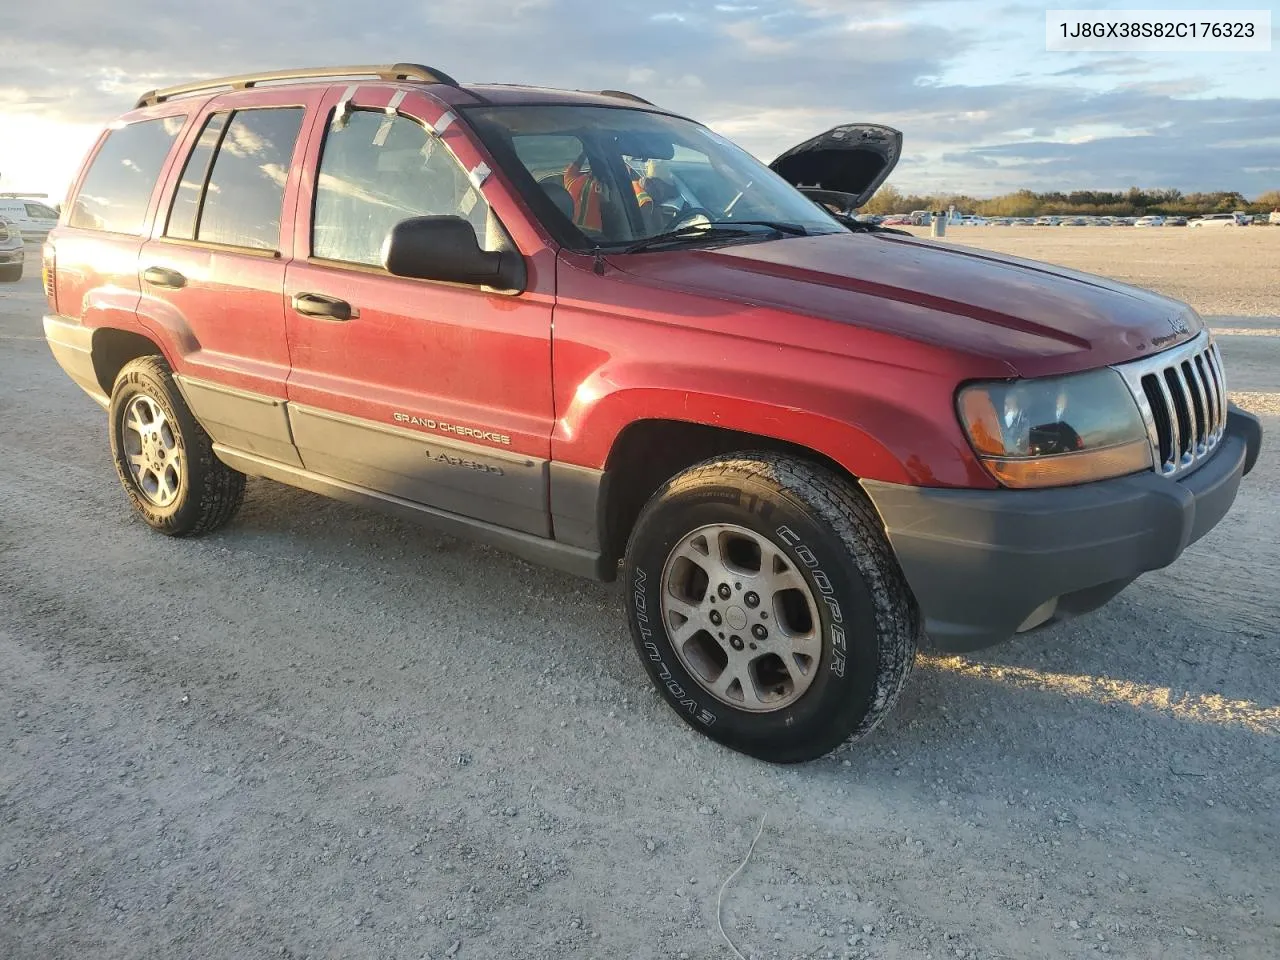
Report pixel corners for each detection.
[1052,57,1154,78]
[0,0,1276,197]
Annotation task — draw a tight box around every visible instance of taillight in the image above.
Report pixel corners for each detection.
[42,241,57,311]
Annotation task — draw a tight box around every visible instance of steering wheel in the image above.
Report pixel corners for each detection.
[665,203,716,230]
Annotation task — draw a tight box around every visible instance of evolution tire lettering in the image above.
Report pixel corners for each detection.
[392,412,512,446]
[777,523,844,678]
[686,487,741,507]
[633,566,716,726]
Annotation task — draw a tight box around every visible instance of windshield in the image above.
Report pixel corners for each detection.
[464,104,844,250]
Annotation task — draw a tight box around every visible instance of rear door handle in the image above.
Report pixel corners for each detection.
[292,292,356,321]
[142,266,187,289]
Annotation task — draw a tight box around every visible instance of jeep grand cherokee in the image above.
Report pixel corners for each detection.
[41,63,1262,762]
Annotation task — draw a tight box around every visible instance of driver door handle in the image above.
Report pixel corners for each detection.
[292,292,357,321]
[142,266,187,289]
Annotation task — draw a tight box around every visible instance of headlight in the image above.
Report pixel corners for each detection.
[957,368,1152,488]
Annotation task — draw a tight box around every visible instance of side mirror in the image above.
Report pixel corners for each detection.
[382,216,525,293]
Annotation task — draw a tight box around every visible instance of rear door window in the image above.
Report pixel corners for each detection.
[165,113,229,241]
[69,116,187,235]
[195,107,305,250]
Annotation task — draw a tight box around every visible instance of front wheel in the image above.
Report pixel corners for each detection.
[108,356,245,536]
[624,454,920,763]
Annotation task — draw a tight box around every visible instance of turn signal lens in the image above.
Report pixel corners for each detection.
[957,388,1005,457]
[982,440,1152,488]
[957,368,1152,488]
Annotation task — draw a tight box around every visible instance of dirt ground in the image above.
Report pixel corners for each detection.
[1,230,1277,960]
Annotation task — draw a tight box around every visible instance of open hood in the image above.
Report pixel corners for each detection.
[769,123,902,212]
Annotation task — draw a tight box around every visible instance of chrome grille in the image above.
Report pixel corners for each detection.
[1114,330,1227,478]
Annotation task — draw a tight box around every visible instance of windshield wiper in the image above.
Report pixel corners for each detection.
[618,220,807,254]
[710,220,809,236]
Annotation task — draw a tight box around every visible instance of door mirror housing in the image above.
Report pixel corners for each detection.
[382,216,526,293]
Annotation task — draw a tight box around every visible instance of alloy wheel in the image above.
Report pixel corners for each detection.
[121,394,183,507]
[660,523,823,712]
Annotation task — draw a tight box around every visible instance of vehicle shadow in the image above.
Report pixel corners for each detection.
[218,474,1278,806]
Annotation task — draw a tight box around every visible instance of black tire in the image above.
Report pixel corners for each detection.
[108,356,245,536]
[0,264,21,283]
[624,454,919,763]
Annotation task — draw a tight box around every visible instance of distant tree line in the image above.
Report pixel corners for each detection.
[863,185,1280,217]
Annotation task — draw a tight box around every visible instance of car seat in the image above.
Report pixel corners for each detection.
[537,174,576,221]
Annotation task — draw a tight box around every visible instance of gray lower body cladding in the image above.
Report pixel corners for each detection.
[863,405,1263,652]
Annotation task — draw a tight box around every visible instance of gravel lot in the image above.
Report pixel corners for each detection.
[2,230,1277,960]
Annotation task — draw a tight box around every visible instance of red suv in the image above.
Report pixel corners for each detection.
[42,64,1262,762]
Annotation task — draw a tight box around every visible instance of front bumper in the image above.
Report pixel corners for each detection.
[863,404,1263,652]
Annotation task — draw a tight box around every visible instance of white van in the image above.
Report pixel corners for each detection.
[0,195,60,239]
[1189,213,1243,228]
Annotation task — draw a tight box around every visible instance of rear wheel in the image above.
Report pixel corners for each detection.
[108,356,245,536]
[624,453,920,763]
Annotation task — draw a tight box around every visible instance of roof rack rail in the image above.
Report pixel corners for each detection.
[597,89,654,105]
[135,63,459,109]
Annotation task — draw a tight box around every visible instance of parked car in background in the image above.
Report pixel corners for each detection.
[0,195,60,240]
[0,215,24,281]
[1189,213,1243,228]
[1165,216,1188,227]
[1134,216,1164,228]
[1269,210,1280,225]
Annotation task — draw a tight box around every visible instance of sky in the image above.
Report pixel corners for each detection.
[1,0,1277,202]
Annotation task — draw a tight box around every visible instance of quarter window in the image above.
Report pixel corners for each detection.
[196,107,305,250]
[312,110,492,267]
[69,116,186,235]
